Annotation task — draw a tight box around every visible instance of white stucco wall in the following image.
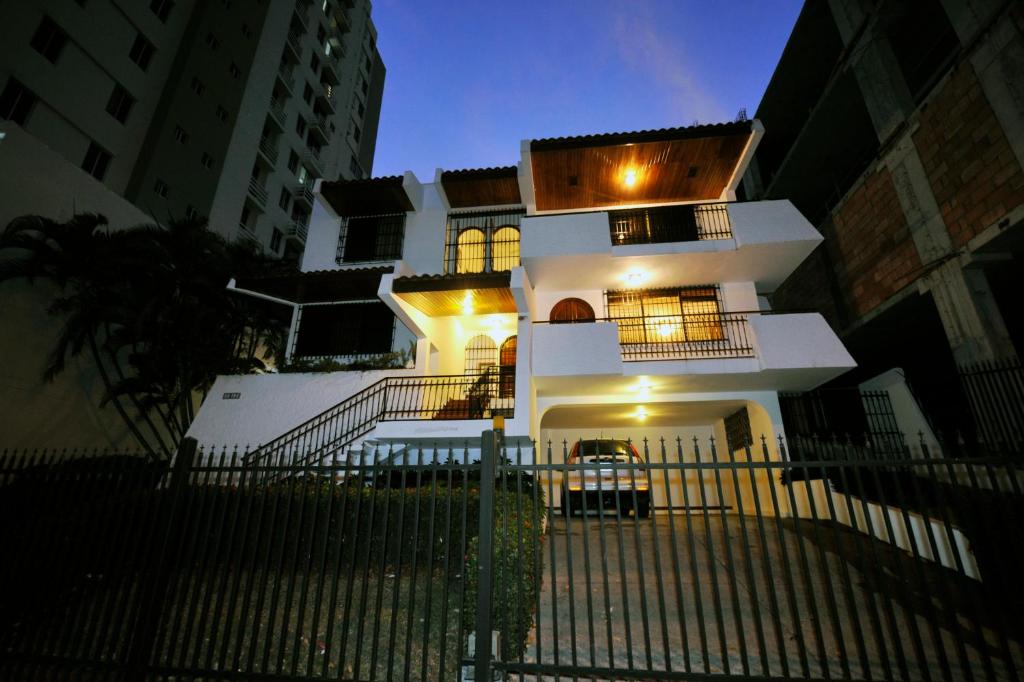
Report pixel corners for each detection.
[186,370,416,447]
[750,313,856,371]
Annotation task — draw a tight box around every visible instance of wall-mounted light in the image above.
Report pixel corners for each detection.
[623,168,638,187]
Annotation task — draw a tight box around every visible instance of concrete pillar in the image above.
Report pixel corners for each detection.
[850,33,916,142]
[921,257,1016,364]
[967,8,1024,170]
[884,135,953,263]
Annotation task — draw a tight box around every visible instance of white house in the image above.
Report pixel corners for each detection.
[187,120,856,468]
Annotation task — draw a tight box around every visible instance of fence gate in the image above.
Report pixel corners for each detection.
[472,432,1024,681]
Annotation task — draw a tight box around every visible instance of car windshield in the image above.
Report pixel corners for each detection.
[577,440,632,457]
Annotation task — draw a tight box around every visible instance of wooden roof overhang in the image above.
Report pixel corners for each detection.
[319,176,414,218]
[392,272,516,316]
[529,121,755,212]
[235,266,393,304]
[440,166,522,208]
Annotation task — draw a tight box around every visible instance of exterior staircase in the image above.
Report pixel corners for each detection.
[243,369,505,479]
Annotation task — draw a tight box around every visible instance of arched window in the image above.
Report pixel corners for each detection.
[464,334,497,376]
[550,298,596,323]
[499,335,517,398]
[491,226,520,272]
[456,228,486,273]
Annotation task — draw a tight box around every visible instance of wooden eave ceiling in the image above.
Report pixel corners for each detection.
[529,122,754,211]
[235,266,393,303]
[320,176,414,218]
[392,272,516,316]
[441,166,522,208]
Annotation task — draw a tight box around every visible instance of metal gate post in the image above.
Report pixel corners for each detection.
[473,429,497,681]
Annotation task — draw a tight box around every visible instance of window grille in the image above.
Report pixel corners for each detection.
[605,286,725,346]
[335,213,405,263]
[443,208,524,274]
[464,334,497,376]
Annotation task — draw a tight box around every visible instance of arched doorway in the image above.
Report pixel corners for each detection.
[550,297,596,323]
[499,335,517,398]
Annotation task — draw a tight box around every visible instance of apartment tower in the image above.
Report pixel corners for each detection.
[0,0,385,259]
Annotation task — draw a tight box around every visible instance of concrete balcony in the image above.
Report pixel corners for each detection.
[520,199,823,292]
[292,182,315,209]
[247,178,268,208]
[284,220,309,244]
[256,137,278,167]
[530,312,854,395]
[268,98,288,131]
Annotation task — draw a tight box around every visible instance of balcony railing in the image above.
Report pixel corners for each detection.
[308,114,330,143]
[257,137,278,165]
[536,313,755,362]
[285,31,304,59]
[293,182,314,207]
[247,178,268,207]
[614,312,753,360]
[284,220,309,244]
[268,98,287,129]
[609,203,732,245]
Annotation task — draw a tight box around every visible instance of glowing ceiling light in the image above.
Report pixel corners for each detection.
[635,407,648,420]
[461,292,474,315]
[623,169,638,187]
[657,323,674,337]
[624,269,647,287]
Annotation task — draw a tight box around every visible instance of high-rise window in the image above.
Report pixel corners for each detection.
[30,16,68,63]
[201,152,214,169]
[81,142,111,180]
[295,117,307,136]
[190,77,205,96]
[129,33,155,70]
[228,62,241,79]
[0,78,37,125]
[278,187,291,211]
[149,0,174,22]
[204,33,220,50]
[215,105,228,122]
[287,150,299,173]
[105,84,134,123]
[173,125,189,144]
[154,179,169,197]
[270,228,283,253]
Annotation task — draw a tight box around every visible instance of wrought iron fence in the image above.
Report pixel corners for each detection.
[960,356,1024,451]
[3,434,1023,680]
[609,203,733,245]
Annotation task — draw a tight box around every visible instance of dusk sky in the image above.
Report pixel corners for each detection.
[368,0,803,179]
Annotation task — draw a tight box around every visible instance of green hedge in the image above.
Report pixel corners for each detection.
[463,486,547,661]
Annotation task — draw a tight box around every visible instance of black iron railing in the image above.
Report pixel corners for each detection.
[536,313,755,361]
[609,203,732,245]
[616,312,753,360]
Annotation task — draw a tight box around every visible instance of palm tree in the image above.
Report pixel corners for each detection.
[0,213,287,458]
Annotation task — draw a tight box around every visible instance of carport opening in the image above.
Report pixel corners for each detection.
[539,399,779,513]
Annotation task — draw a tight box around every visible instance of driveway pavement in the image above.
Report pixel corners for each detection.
[514,512,1021,680]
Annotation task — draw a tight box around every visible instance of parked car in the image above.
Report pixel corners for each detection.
[560,439,650,517]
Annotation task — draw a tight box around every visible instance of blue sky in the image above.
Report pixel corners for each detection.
[368,1,803,179]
